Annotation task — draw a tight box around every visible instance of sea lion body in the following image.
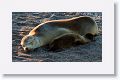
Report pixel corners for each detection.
[21,17,98,51]
[29,17,98,36]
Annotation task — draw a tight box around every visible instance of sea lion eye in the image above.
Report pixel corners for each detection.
[22,44,25,47]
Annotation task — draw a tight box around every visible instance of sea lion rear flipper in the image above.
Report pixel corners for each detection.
[84,33,97,41]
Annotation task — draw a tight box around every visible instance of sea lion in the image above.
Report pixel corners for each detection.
[48,33,90,51]
[21,16,98,51]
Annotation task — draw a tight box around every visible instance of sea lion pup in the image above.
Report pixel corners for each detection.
[48,33,90,51]
[21,16,98,51]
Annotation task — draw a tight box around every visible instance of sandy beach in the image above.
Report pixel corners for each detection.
[12,12,102,62]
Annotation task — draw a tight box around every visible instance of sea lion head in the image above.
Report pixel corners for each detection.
[21,35,41,51]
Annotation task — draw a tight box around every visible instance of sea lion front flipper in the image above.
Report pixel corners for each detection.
[73,35,91,45]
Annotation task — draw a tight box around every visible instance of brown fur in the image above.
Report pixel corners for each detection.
[29,17,98,35]
[21,17,98,51]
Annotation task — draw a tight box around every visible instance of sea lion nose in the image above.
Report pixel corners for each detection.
[23,47,28,51]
